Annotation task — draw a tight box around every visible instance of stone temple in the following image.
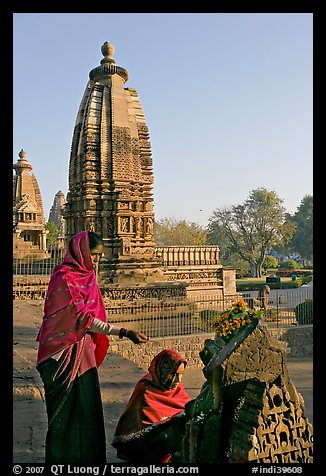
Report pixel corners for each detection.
[61,40,237,303]
[48,190,66,245]
[13,149,47,257]
[64,41,161,284]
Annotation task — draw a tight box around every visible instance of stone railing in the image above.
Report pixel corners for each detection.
[156,246,221,267]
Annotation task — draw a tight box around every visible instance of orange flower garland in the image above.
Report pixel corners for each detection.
[212,298,261,339]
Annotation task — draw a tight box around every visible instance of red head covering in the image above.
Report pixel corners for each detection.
[113,349,191,439]
[36,231,109,369]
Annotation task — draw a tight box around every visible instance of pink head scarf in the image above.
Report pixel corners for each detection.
[36,230,109,368]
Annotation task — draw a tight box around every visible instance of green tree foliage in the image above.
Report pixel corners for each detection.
[45,221,59,245]
[269,212,297,259]
[207,188,296,278]
[206,221,230,259]
[262,255,279,274]
[154,217,208,246]
[226,253,251,277]
[289,195,313,265]
[279,259,303,270]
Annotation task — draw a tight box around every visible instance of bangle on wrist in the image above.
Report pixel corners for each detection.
[119,328,127,339]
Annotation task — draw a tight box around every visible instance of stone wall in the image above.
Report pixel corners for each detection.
[269,326,313,357]
[109,325,313,370]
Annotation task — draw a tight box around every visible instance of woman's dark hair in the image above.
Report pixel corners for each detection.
[88,231,103,250]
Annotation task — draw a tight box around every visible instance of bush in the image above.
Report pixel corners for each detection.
[236,279,303,292]
[275,269,311,278]
[279,260,304,270]
[302,275,313,285]
[294,299,313,325]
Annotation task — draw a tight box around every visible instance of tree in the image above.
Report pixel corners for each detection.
[154,217,208,246]
[269,212,297,260]
[262,255,279,274]
[207,221,230,259]
[207,188,296,278]
[288,195,313,265]
[45,221,59,245]
[207,220,250,275]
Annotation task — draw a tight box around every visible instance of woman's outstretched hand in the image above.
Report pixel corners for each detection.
[126,330,149,344]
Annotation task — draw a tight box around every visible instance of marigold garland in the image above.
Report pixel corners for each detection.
[212,298,261,339]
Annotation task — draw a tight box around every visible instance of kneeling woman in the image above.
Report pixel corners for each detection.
[112,349,191,463]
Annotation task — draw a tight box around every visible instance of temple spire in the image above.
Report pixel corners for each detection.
[65,40,157,283]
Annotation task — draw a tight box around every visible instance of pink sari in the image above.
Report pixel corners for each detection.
[36,231,109,385]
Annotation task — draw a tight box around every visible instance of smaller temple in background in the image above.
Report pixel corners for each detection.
[13,149,48,258]
[48,190,67,246]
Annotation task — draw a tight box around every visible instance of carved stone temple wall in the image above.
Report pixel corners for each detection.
[176,322,313,463]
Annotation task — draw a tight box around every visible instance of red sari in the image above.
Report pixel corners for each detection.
[36,231,109,463]
[112,349,191,463]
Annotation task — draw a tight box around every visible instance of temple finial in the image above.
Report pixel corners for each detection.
[18,149,27,159]
[100,41,116,65]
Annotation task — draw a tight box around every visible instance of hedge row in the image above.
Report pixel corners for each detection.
[236,275,313,292]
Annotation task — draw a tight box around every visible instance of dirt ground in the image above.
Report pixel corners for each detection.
[13,299,313,464]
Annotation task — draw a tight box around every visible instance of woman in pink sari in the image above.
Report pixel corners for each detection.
[36,230,148,464]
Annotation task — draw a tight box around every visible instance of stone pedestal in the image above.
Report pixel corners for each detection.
[176,321,313,463]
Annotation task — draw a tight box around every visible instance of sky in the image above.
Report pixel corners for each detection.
[13,12,313,228]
